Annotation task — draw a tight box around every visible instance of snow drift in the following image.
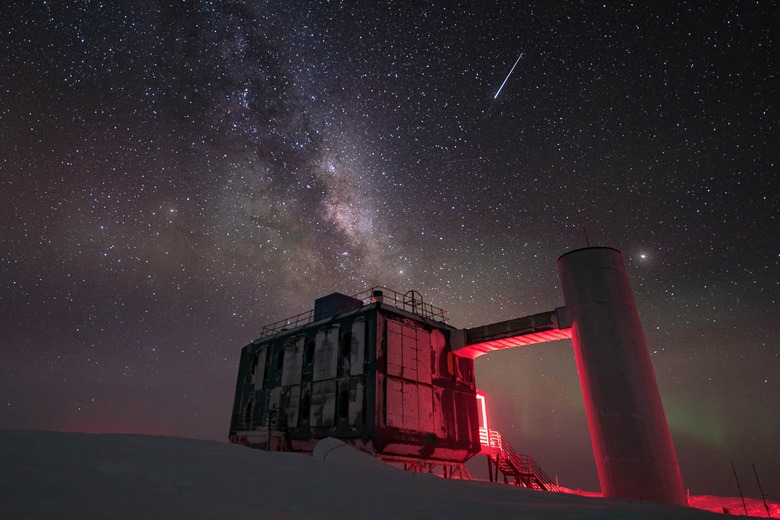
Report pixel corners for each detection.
[0,429,723,519]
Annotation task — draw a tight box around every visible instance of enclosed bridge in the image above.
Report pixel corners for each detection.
[229,247,687,506]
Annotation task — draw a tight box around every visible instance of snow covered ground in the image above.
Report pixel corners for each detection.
[0,429,764,519]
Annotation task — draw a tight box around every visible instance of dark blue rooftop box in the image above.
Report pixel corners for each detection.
[313,292,364,321]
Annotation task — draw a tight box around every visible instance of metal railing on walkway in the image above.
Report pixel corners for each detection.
[479,427,561,492]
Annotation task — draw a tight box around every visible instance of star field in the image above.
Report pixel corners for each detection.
[1,1,778,495]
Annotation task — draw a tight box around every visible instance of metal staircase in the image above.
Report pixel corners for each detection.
[480,428,561,492]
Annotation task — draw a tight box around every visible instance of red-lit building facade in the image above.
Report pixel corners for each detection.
[230,289,483,469]
[231,247,687,505]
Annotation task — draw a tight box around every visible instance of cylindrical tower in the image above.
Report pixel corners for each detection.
[557,247,686,506]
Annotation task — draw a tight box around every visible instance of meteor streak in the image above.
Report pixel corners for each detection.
[494,52,523,99]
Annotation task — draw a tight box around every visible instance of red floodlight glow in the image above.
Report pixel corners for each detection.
[476,390,489,447]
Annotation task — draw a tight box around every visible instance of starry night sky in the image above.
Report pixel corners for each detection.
[2,1,778,496]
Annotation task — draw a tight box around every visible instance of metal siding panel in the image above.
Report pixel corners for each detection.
[417,330,432,384]
[242,397,254,430]
[441,388,456,441]
[300,386,311,428]
[387,330,402,377]
[402,338,417,368]
[375,314,384,363]
[376,373,386,429]
[281,337,305,386]
[387,319,403,336]
[350,320,366,376]
[402,328,418,382]
[286,385,301,428]
[418,385,434,431]
[327,327,340,380]
[310,383,323,428]
[255,389,267,427]
[348,377,364,426]
[251,346,268,389]
[322,381,337,427]
[386,377,404,429]
[454,392,471,443]
[313,330,327,381]
[417,330,431,349]
[431,329,447,377]
[402,323,416,338]
[403,381,419,431]
[268,387,282,429]
[433,387,445,438]
[313,326,339,381]
[418,352,431,384]
[310,381,337,428]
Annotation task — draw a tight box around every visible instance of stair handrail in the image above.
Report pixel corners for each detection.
[487,429,562,492]
[528,456,561,492]
[490,430,522,476]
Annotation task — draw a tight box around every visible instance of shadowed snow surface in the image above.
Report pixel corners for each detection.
[0,430,722,519]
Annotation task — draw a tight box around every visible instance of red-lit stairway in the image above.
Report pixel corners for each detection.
[476,391,560,491]
[480,428,561,492]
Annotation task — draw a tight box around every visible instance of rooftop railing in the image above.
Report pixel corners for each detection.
[353,286,449,323]
[258,309,315,338]
[256,286,448,338]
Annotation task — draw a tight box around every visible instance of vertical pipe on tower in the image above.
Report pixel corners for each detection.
[557,247,686,506]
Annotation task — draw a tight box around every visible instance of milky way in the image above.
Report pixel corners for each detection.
[1,2,778,495]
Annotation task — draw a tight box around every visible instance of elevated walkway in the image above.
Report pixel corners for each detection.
[452,308,572,359]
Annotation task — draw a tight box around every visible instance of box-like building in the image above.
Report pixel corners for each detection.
[229,289,482,465]
[230,248,688,506]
